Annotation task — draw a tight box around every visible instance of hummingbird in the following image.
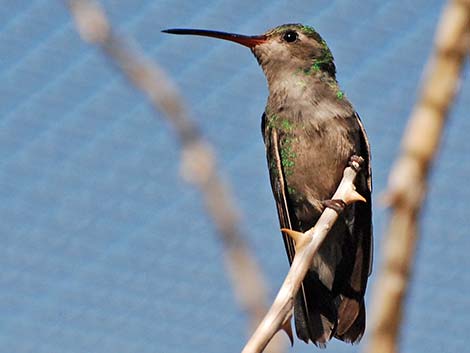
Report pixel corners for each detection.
[163,24,372,347]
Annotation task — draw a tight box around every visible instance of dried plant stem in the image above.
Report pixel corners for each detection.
[242,158,366,353]
[364,1,470,353]
[67,2,281,351]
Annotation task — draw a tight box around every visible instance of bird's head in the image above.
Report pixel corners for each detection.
[162,23,336,82]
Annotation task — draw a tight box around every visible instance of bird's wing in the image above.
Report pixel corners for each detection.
[335,112,373,342]
[262,113,330,344]
[261,112,296,263]
[355,112,373,276]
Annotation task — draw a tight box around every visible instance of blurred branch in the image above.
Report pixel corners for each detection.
[364,1,470,353]
[67,1,285,352]
[242,157,366,353]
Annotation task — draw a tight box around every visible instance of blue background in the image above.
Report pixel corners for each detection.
[1,1,469,352]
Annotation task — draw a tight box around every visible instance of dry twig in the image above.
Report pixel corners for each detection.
[364,1,470,353]
[242,157,366,353]
[67,1,282,351]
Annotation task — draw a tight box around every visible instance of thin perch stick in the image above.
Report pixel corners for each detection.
[364,1,470,353]
[67,2,282,351]
[242,157,366,353]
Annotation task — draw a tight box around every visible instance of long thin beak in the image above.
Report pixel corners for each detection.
[162,28,267,49]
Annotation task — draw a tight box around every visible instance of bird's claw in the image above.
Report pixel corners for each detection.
[349,155,364,172]
[322,199,347,214]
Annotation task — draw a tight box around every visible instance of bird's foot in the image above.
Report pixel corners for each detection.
[349,155,364,173]
[322,199,347,214]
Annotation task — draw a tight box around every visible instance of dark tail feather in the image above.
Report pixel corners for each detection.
[294,272,337,348]
[335,297,366,343]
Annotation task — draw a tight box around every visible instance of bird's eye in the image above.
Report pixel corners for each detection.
[283,31,298,43]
